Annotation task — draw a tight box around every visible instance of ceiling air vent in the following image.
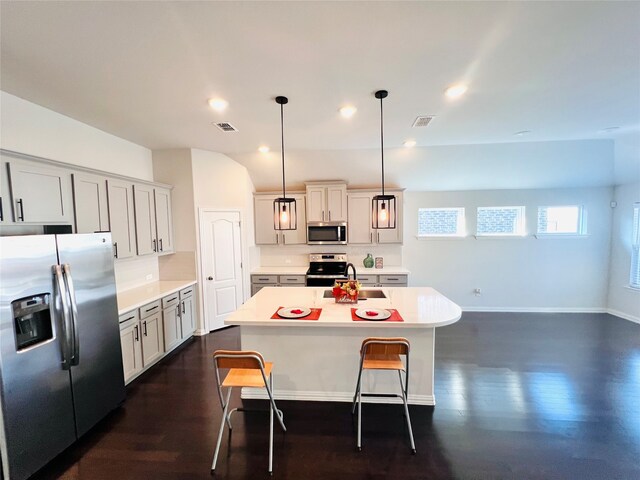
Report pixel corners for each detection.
[213,122,238,132]
[412,115,435,128]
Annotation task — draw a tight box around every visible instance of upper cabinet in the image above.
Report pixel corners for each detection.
[133,184,157,256]
[72,172,109,233]
[347,190,403,245]
[254,194,306,245]
[106,179,137,259]
[154,187,174,255]
[5,159,73,224]
[306,183,347,222]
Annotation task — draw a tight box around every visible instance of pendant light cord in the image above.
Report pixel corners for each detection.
[379,95,385,196]
[281,102,286,199]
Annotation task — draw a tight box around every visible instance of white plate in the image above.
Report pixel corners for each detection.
[355,308,391,321]
[277,307,312,319]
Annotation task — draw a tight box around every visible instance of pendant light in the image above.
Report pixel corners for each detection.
[273,95,297,230]
[372,90,396,229]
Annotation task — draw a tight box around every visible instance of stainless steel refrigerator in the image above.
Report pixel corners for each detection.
[0,233,125,480]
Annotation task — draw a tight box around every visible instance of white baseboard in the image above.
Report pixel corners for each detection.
[607,309,640,324]
[194,329,208,336]
[241,388,435,406]
[462,306,607,313]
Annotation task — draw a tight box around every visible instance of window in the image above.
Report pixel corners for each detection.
[537,205,586,235]
[476,206,526,236]
[418,208,465,237]
[631,203,640,289]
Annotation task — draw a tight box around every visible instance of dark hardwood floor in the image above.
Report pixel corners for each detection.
[33,313,639,480]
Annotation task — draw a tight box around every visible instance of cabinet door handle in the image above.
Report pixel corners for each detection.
[143,320,147,336]
[182,301,185,314]
[152,239,157,252]
[282,234,286,245]
[167,296,177,303]
[276,233,279,244]
[328,210,331,221]
[145,305,158,312]
[377,232,380,243]
[113,242,118,258]
[370,232,372,243]
[16,198,24,221]
[387,278,399,281]
[322,210,325,221]
[176,305,180,316]
[0,197,3,222]
[134,325,139,341]
[159,238,163,251]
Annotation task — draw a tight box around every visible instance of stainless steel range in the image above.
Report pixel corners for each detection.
[305,253,350,287]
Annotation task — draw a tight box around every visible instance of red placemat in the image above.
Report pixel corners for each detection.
[271,306,322,320]
[351,308,404,322]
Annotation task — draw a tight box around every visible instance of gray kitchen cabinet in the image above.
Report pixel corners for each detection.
[133,183,157,256]
[306,183,347,222]
[179,286,196,338]
[162,302,181,353]
[357,273,408,287]
[139,303,164,366]
[119,312,143,384]
[106,179,136,259]
[254,194,306,245]
[154,186,174,254]
[72,172,109,233]
[6,159,73,224]
[347,190,403,245]
[251,274,306,296]
[0,163,7,223]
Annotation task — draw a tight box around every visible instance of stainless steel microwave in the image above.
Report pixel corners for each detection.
[307,222,348,245]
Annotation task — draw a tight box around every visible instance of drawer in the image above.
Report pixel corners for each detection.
[379,275,407,284]
[357,274,377,285]
[139,300,161,319]
[180,286,195,299]
[279,275,305,285]
[251,275,278,284]
[162,293,180,308]
[119,310,139,324]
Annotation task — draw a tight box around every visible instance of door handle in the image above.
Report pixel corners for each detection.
[370,232,372,243]
[322,210,325,221]
[53,265,72,370]
[134,325,139,341]
[16,198,24,221]
[182,301,185,314]
[62,264,80,366]
[0,196,3,222]
[276,233,279,244]
[113,242,118,258]
[283,234,286,245]
[153,239,157,252]
[328,210,331,221]
[207,276,213,280]
[143,320,147,336]
[377,232,380,243]
[159,238,163,251]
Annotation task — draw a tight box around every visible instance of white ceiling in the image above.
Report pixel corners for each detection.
[1,1,638,161]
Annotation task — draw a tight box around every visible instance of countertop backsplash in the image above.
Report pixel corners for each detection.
[259,244,403,268]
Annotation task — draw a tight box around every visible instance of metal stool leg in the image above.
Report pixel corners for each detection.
[268,374,274,474]
[351,361,364,415]
[398,370,416,454]
[357,373,363,451]
[211,387,232,473]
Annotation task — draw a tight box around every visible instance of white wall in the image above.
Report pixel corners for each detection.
[403,187,613,311]
[0,91,158,288]
[607,182,640,322]
[0,91,153,180]
[614,132,640,185]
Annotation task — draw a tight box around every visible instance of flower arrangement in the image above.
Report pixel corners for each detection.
[332,280,361,304]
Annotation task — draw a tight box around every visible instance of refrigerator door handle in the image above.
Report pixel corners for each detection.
[53,265,72,370]
[63,264,80,366]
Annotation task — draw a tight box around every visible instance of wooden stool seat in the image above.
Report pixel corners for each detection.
[222,362,273,387]
[362,354,404,371]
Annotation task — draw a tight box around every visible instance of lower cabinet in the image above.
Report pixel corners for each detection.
[251,274,305,296]
[357,273,408,287]
[119,284,198,385]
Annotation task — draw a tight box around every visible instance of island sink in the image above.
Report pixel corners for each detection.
[323,289,387,299]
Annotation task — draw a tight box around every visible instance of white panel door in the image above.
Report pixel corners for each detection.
[327,185,347,221]
[281,194,307,245]
[72,173,109,233]
[162,306,181,352]
[306,187,326,222]
[120,321,142,384]
[254,196,279,245]
[201,211,244,331]
[180,295,196,338]
[106,179,136,259]
[347,193,374,244]
[141,313,164,366]
[133,184,157,256]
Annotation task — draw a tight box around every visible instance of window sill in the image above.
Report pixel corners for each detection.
[534,234,590,239]
[624,285,640,292]
[415,235,467,241]
[474,234,528,240]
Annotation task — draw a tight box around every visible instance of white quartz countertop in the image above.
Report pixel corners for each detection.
[225,287,460,328]
[117,280,197,315]
[251,266,411,275]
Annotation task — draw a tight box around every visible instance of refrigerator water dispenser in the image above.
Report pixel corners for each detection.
[12,294,53,350]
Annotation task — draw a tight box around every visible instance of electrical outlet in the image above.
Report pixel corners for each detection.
[474,288,482,296]
[145,274,153,281]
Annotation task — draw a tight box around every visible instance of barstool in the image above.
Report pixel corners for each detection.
[351,337,416,453]
[211,350,286,475]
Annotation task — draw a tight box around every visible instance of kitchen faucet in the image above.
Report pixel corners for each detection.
[346,262,357,280]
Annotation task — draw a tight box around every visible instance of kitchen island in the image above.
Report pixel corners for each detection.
[225,287,461,405]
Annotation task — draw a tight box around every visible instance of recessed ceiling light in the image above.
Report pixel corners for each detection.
[444,84,468,99]
[208,98,229,112]
[339,105,357,118]
[513,130,532,137]
[598,126,620,134]
[403,139,416,148]
[258,145,270,154]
